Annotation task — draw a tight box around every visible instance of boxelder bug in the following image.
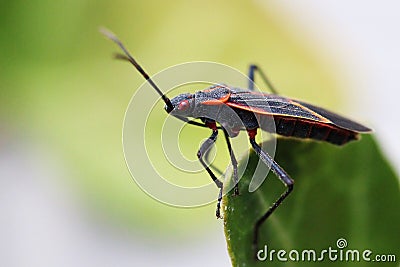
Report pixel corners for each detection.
[101,28,372,255]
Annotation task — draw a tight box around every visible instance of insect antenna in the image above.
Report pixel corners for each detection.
[100,27,174,112]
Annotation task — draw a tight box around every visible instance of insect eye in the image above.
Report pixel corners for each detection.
[178,100,190,111]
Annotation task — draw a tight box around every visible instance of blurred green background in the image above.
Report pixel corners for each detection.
[1,1,397,266]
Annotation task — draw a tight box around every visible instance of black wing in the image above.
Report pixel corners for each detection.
[228,91,326,121]
[228,90,371,132]
[297,100,371,132]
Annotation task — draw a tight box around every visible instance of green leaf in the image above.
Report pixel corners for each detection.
[223,135,399,267]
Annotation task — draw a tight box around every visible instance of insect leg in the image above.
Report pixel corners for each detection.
[248,64,278,94]
[204,147,224,176]
[247,129,294,255]
[197,129,224,218]
[222,128,239,196]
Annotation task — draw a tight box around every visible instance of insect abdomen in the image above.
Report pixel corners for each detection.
[273,117,358,145]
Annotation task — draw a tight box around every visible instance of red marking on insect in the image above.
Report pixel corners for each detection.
[247,128,257,140]
[178,100,190,111]
[205,121,217,131]
[202,91,231,105]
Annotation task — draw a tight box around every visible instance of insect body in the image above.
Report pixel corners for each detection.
[101,28,371,255]
[169,84,370,145]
